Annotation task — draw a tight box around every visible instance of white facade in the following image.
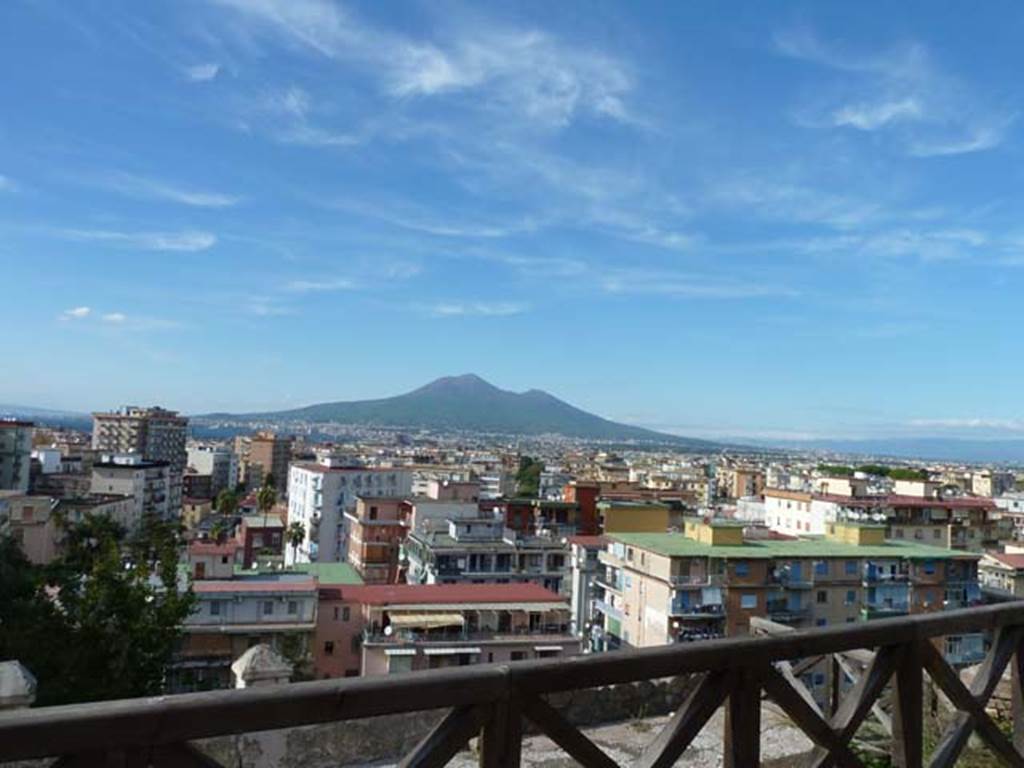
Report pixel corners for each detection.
[31,447,62,475]
[287,461,412,564]
[90,454,171,523]
[407,500,481,535]
[187,444,239,496]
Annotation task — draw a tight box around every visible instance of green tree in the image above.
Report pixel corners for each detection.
[0,514,195,706]
[286,521,305,562]
[215,488,238,516]
[257,478,277,529]
[516,456,543,497]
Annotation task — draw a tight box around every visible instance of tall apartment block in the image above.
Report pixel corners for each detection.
[0,420,33,492]
[92,406,188,517]
[249,431,292,495]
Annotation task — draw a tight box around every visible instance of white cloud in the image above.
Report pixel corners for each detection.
[101,312,127,323]
[185,62,221,81]
[62,306,91,319]
[88,171,240,207]
[284,278,357,293]
[600,268,798,299]
[709,177,879,230]
[212,0,635,129]
[908,417,1024,432]
[832,98,922,131]
[777,27,1014,157]
[61,228,217,252]
[426,301,528,317]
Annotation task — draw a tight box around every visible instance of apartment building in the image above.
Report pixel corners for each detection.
[286,458,412,565]
[0,492,55,564]
[764,480,1005,550]
[186,443,239,497]
[345,496,407,584]
[92,407,187,515]
[90,454,171,524]
[598,500,673,534]
[978,552,1024,597]
[403,515,570,596]
[342,583,576,676]
[249,432,293,495]
[0,421,33,492]
[568,535,606,637]
[501,494,597,537]
[174,574,318,692]
[594,519,982,665]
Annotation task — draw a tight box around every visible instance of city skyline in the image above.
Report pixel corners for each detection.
[4,1,1024,440]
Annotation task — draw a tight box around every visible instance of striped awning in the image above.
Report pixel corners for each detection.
[387,611,465,629]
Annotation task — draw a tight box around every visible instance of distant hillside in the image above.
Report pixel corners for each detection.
[201,374,721,448]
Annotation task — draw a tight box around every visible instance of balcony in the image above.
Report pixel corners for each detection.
[861,601,910,619]
[669,600,725,618]
[862,565,910,584]
[5,604,1024,767]
[766,600,810,622]
[591,598,623,622]
[363,626,573,645]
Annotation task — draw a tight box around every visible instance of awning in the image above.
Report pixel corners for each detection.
[388,612,465,629]
[533,645,565,652]
[384,648,417,656]
[422,647,481,656]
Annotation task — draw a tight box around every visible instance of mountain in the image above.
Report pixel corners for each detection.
[757,437,1024,464]
[0,404,92,431]
[201,374,720,448]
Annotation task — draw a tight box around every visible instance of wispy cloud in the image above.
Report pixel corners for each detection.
[84,171,240,207]
[60,228,217,252]
[284,278,357,293]
[101,312,127,323]
[600,268,799,299]
[425,301,528,317]
[908,417,1024,432]
[776,27,1014,157]
[61,306,91,319]
[324,197,541,239]
[709,177,879,230]
[212,0,636,129]
[185,62,221,81]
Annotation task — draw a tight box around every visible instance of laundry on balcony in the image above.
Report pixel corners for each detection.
[387,611,465,629]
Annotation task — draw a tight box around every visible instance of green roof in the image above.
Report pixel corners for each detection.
[293,562,365,584]
[608,533,976,560]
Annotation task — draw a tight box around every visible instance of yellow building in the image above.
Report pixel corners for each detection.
[598,501,671,534]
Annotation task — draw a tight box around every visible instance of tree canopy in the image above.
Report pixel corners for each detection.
[0,514,194,706]
[516,456,543,497]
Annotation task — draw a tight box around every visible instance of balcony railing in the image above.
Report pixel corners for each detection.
[5,603,1024,767]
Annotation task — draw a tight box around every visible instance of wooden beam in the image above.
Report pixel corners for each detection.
[518,694,617,768]
[479,697,522,768]
[890,645,923,768]
[836,653,893,736]
[1013,637,1024,755]
[761,665,863,768]
[724,666,763,768]
[399,705,489,768]
[918,637,1024,768]
[807,644,903,768]
[636,670,734,768]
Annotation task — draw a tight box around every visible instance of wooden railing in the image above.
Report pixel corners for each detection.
[3,602,1024,767]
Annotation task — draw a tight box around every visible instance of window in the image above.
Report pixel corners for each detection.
[369,505,378,520]
[845,590,856,606]
[933,529,941,539]
[263,601,274,616]
[815,561,828,576]
[342,606,351,622]
[845,560,857,575]
[253,534,264,548]
[511,651,527,661]
[221,555,229,564]
[895,529,904,539]
[324,641,335,655]
[734,562,749,577]
[210,601,221,616]
[924,560,936,575]
[816,618,827,627]
[287,600,298,615]
[333,606,339,620]
[351,635,361,653]
[817,590,827,604]
[740,593,757,609]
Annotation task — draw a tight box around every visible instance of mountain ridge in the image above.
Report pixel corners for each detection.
[199,373,720,447]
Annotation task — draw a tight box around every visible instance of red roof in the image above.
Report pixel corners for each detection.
[318,582,566,606]
[194,579,315,593]
[567,535,607,547]
[987,553,1024,570]
[189,541,237,556]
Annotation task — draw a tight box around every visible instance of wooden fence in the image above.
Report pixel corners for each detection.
[3,602,1024,767]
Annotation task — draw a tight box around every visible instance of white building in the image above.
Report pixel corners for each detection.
[287,458,412,565]
[187,443,239,496]
[90,454,171,524]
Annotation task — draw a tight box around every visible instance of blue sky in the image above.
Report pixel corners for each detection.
[3,0,1024,441]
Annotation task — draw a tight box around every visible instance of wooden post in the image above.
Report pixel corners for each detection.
[891,645,923,768]
[830,655,841,718]
[1013,639,1024,755]
[479,697,522,767]
[724,667,762,768]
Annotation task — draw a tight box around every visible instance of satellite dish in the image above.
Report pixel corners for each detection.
[384,625,393,636]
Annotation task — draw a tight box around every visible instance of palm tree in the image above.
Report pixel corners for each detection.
[215,489,238,517]
[256,480,276,530]
[286,521,305,563]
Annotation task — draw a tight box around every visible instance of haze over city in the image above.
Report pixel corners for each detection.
[4,1,1024,442]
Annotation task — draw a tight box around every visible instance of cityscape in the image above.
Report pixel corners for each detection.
[5,2,1024,767]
